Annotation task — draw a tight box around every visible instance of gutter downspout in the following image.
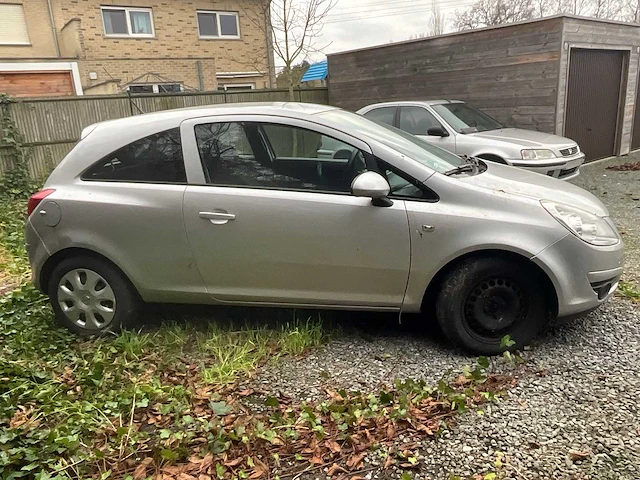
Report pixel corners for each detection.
[46,0,61,57]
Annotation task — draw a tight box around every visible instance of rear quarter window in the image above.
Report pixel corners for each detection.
[82,128,186,183]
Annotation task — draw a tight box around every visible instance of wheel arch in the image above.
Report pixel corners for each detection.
[420,249,558,319]
[39,247,141,299]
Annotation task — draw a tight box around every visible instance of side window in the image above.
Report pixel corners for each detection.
[82,128,186,183]
[195,122,368,193]
[399,107,443,135]
[362,107,396,127]
[379,161,438,201]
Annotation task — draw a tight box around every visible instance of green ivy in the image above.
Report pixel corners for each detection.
[0,95,33,199]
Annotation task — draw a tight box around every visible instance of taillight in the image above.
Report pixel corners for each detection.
[27,189,55,217]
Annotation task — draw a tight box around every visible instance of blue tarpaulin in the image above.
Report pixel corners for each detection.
[301,60,328,82]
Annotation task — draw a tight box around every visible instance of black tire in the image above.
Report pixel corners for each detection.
[435,257,546,355]
[48,255,140,335]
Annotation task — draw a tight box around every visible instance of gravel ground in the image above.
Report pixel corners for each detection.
[250,156,640,479]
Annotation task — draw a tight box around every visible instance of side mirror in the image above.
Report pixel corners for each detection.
[427,126,449,137]
[351,172,392,206]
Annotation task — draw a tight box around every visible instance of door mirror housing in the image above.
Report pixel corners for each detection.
[351,171,390,199]
[427,126,449,137]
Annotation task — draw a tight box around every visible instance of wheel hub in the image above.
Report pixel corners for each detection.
[57,268,116,330]
[464,277,524,335]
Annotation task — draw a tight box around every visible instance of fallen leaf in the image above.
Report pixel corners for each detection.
[239,389,254,396]
[327,463,347,476]
[326,439,342,454]
[384,455,394,469]
[310,454,324,465]
[133,462,148,479]
[386,422,396,439]
[223,457,243,467]
[177,474,197,480]
[569,450,591,462]
[346,452,366,470]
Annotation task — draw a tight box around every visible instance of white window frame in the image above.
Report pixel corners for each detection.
[128,83,183,94]
[101,6,155,38]
[197,10,240,39]
[220,83,255,91]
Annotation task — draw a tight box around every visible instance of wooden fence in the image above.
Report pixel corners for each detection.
[0,87,329,179]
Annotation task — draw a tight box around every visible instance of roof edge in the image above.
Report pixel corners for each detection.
[327,14,640,58]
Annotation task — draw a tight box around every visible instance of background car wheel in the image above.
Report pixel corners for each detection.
[435,257,546,355]
[48,256,140,335]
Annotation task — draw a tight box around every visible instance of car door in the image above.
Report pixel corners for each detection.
[180,115,411,309]
[398,106,457,154]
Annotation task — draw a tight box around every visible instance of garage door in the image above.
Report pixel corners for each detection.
[0,71,75,97]
[565,49,625,161]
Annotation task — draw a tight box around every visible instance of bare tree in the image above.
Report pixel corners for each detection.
[453,0,634,29]
[238,0,336,100]
[430,0,446,35]
[453,0,536,30]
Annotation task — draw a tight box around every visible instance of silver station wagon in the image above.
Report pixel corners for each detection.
[26,103,623,354]
[357,101,585,180]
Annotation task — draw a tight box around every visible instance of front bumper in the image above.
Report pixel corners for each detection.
[532,232,624,319]
[507,153,585,180]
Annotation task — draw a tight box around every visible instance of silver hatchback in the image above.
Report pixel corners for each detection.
[26,103,623,354]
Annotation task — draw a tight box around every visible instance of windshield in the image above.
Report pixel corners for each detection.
[317,109,464,173]
[431,103,503,133]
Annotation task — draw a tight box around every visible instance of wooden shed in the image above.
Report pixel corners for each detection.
[327,15,640,161]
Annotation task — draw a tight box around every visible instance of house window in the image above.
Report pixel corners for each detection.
[197,11,240,39]
[102,6,154,37]
[0,4,30,45]
[128,84,183,94]
[218,84,255,91]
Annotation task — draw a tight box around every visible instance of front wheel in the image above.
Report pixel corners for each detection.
[435,257,547,355]
[48,256,140,335]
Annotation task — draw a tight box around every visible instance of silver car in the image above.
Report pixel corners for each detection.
[26,103,623,354]
[357,101,585,180]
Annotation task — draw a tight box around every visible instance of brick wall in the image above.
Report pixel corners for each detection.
[79,57,217,92]
[50,0,272,92]
[1,0,272,95]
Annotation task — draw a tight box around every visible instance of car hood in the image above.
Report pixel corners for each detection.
[469,128,575,148]
[459,162,609,216]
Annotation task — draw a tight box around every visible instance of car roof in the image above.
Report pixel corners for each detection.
[360,100,465,109]
[84,102,340,137]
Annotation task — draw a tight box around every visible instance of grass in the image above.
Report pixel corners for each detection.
[0,200,329,478]
[617,280,640,303]
[0,198,515,479]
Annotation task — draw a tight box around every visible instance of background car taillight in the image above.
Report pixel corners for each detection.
[27,189,55,216]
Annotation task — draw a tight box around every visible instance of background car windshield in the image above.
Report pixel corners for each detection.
[432,104,503,133]
[318,109,464,173]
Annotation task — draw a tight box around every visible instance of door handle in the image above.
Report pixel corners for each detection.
[199,211,236,225]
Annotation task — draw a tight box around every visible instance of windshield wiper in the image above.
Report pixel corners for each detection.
[444,156,479,176]
[444,164,475,176]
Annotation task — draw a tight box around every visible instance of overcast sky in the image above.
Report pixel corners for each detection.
[313,0,477,58]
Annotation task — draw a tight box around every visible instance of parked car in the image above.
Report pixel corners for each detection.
[26,103,622,354]
[357,101,585,180]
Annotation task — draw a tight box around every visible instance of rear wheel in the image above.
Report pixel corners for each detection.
[48,256,140,335]
[435,257,546,354]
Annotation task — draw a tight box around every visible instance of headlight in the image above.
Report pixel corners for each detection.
[541,201,619,246]
[521,149,557,159]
